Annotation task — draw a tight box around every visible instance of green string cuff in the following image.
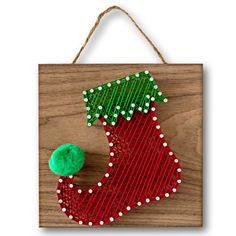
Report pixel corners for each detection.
[83,70,167,126]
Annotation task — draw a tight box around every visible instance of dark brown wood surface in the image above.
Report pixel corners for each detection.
[39,64,203,227]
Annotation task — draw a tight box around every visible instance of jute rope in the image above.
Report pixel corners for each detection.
[72,5,167,64]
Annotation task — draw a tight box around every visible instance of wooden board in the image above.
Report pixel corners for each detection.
[39,64,203,227]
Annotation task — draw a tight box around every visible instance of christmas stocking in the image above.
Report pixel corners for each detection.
[52,70,182,226]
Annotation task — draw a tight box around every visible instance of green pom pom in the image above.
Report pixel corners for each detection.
[49,144,85,176]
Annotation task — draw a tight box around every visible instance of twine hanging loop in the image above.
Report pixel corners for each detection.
[72,5,167,64]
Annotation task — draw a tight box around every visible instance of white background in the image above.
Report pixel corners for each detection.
[0,0,235,235]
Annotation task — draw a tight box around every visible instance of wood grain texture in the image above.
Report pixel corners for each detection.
[39,64,203,227]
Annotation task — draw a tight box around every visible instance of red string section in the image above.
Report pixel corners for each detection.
[56,102,182,226]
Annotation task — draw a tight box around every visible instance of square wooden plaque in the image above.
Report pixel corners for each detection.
[39,64,203,227]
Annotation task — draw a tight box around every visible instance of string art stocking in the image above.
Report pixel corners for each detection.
[53,70,182,226]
